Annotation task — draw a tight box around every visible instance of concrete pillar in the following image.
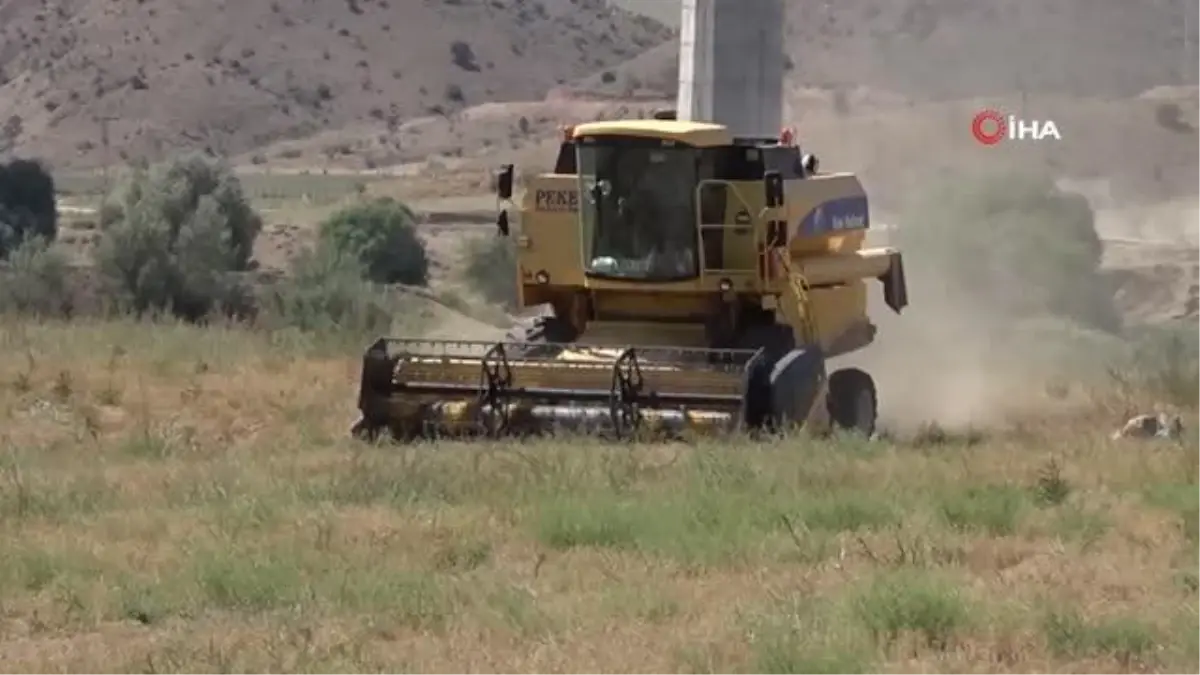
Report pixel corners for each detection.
[677,0,785,139]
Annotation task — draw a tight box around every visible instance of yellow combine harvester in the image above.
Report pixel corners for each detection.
[353,115,908,441]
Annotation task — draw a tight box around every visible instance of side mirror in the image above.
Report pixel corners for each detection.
[764,170,785,209]
[495,164,514,201]
[496,209,510,237]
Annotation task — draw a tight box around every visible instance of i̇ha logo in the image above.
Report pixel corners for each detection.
[971,109,1061,146]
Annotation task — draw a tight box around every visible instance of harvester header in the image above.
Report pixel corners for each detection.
[354,337,793,440]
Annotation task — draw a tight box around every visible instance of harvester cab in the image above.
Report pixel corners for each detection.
[353,117,908,442]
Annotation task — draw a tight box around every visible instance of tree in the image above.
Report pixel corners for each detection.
[317,197,429,286]
[0,158,58,260]
[95,153,262,320]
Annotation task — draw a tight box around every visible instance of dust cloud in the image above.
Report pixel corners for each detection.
[843,184,1196,431]
[840,181,1118,427]
[846,287,1103,432]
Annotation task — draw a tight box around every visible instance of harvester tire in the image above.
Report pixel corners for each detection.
[826,368,877,436]
[768,347,827,430]
[504,315,577,357]
[736,323,814,431]
[351,417,384,442]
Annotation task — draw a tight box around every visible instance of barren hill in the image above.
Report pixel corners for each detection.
[0,0,671,167]
[585,0,1198,100]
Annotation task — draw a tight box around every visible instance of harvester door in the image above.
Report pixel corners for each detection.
[696,180,757,276]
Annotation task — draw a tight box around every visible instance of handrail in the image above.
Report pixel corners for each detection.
[772,247,819,345]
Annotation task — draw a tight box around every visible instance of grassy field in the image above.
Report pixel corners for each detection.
[0,318,1195,673]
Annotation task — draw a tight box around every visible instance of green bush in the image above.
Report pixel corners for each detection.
[0,236,71,316]
[317,198,429,286]
[0,158,58,260]
[894,169,1118,331]
[463,234,517,307]
[259,246,394,335]
[94,153,263,320]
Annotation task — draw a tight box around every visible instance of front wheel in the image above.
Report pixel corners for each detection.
[826,368,877,437]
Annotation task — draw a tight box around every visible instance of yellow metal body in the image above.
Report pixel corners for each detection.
[513,120,905,359]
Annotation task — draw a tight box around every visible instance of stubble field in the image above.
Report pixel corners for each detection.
[0,318,1195,673]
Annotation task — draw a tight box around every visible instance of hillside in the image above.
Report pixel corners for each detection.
[588,0,1198,100]
[0,0,671,167]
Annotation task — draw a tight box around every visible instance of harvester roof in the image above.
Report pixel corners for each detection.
[571,119,732,147]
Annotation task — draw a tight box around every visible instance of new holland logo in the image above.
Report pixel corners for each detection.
[795,197,870,237]
[831,213,866,230]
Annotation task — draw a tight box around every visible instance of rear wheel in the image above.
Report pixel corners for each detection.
[826,368,877,436]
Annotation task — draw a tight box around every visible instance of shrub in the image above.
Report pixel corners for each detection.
[463,234,517,307]
[317,198,429,286]
[894,168,1118,331]
[0,158,58,260]
[0,236,71,316]
[258,246,394,335]
[94,153,263,320]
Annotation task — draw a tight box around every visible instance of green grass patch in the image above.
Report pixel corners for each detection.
[1042,608,1160,668]
[852,570,972,650]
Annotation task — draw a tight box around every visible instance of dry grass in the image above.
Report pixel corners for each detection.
[0,318,1195,673]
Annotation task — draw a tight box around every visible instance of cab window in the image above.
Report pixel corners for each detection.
[553,142,577,174]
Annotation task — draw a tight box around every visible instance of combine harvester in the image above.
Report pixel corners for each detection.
[352,0,908,441]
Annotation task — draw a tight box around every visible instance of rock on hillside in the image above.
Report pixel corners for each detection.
[584,0,1198,100]
[0,0,671,167]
